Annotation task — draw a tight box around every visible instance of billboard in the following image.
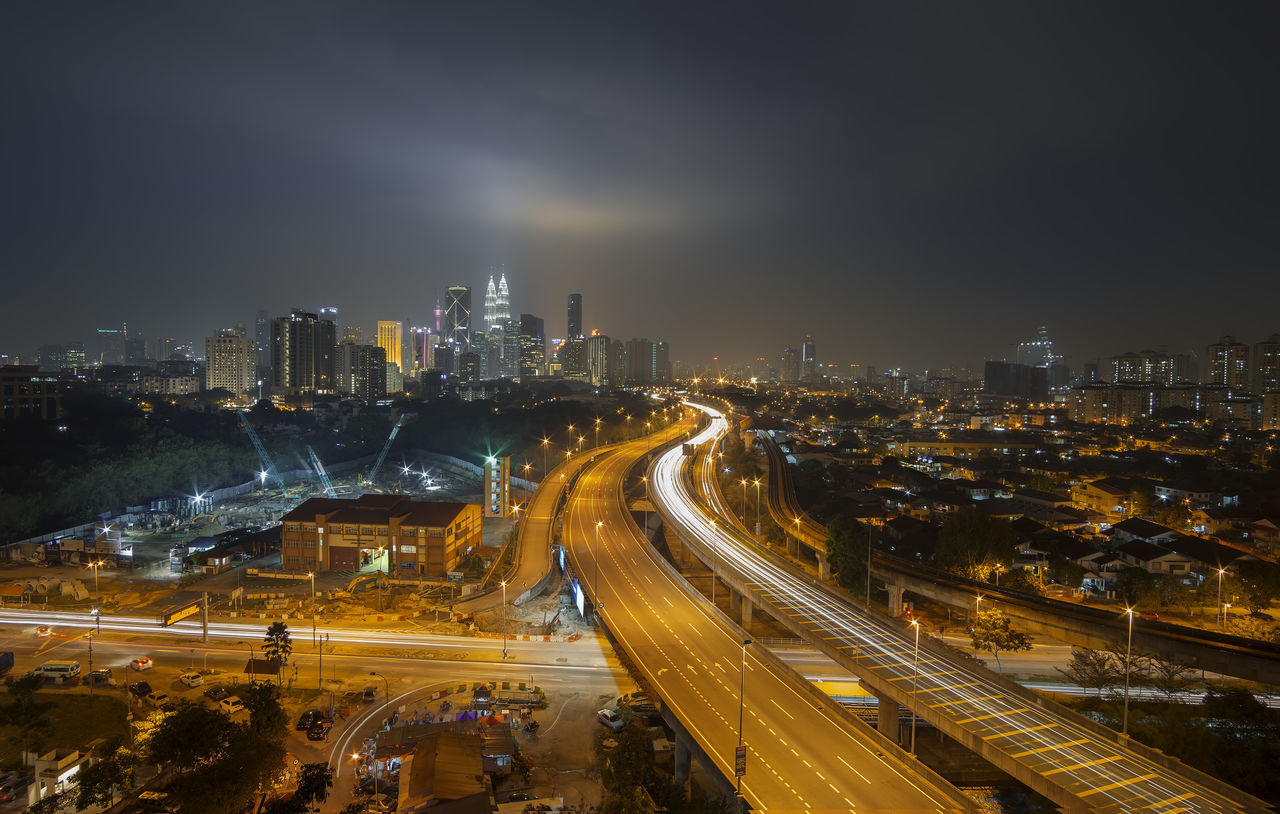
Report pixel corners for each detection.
[573,578,585,617]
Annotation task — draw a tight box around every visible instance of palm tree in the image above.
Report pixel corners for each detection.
[262,622,292,684]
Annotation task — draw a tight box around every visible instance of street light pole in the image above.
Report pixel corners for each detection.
[1122,608,1134,736]
[753,479,760,540]
[370,670,389,704]
[594,521,604,614]
[501,580,508,659]
[641,477,649,540]
[909,620,920,756]
[541,438,549,481]
[740,479,748,528]
[309,572,316,646]
[736,637,751,806]
[1216,569,1225,630]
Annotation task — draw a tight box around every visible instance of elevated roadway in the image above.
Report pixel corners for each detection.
[566,418,970,810]
[653,403,1268,814]
[755,419,1280,684]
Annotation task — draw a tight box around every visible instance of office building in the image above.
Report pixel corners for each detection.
[1254,333,1280,393]
[1206,336,1250,390]
[334,343,387,403]
[518,314,545,378]
[801,335,818,380]
[587,334,613,387]
[96,327,126,366]
[270,309,336,398]
[624,338,671,384]
[376,320,404,374]
[779,347,800,382]
[501,318,519,379]
[280,494,482,576]
[255,309,271,371]
[205,329,257,401]
[567,293,583,339]
[444,286,471,356]
[1,366,64,421]
[983,360,1047,402]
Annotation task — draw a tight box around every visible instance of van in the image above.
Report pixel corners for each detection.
[35,660,81,680]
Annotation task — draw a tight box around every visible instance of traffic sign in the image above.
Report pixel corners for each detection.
[735,744,747,777]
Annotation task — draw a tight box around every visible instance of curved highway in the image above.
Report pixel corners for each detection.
[566,417,964,811]
[650,403,1266,814]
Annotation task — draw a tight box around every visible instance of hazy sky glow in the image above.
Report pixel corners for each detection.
[3,2,1278,372]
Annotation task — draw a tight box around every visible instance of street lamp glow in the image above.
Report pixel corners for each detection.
[1122,607,1135,735]
[909,619,920,756]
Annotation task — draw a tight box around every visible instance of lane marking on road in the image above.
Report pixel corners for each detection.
[929,693,1001,709]
[982,722,1056,740]
[1042,755,1122,776]
[769,698,794,719]
[1075,772,1159,797]
[1009,738,1088,758]
[956,708,1029,725]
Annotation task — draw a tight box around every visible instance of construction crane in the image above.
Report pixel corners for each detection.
[307,446,336,497]
[238,411,284,489]
[369,414,408,484]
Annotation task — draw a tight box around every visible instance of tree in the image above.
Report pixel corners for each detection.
[1231,560,1280,614]
[262,622,293,683]
[147,701,235,770]
[239,681,290,745]
[934,507,1017,582]
[26,790,68,814]
[1113,567,1157,606]
[292,762,335,812]
[1056,647,1117,696]
[969,609,1032,673]
[824,515,869,596]
[74,739,137,810]
[0,673,54,753]
[1146,656,1198,702]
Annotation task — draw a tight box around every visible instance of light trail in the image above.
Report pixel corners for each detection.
[646,401,1261,814]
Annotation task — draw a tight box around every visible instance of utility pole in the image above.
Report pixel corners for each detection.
[202,592,209,644]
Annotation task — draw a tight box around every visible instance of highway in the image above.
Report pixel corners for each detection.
[652,402,1267,814]
[565,416,967,811]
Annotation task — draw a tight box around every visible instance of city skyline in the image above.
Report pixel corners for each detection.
[4,4,1279,370]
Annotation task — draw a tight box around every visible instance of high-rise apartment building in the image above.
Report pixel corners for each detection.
[255,309,270,371]
[518,314,545,378]
[501,318,519,379]
[624,338,671,384]
[444,286,471,356]
[1206,336,1250,390]
[205,329,256,401]
[334,343,387,403]
[271,310,336,396]
[1254,333,1280,393]
[376,321,404,374]
[567,293,582,339]
[1110,350,1174,386]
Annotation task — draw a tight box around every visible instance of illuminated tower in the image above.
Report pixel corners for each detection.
[496,272,510,324]
[444,286,471,355]
[376,320,403,373]
[484,275,499,331]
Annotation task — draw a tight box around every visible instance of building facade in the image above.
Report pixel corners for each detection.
[444,286,472,357]
[205,329,256,401]
[518,313,544,378]
[280,495,482,577]
[1206,335,1250,390]
[334,343,387,403]
[271,310,336,398]
[376,321,403,374]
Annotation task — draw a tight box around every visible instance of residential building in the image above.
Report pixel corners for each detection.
[280,495,482,576]
[270,310,336,398]
[1110,350,1174,385]
[334,343,387,403]
[1206,335,1250,390]
[1255,333,1280,393]
[205,329,256,401]
[587,333,613,387]
[0,365,63,421]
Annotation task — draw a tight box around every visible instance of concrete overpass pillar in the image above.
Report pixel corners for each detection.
[816,550,830,581]
[787,535,799,558]
[886,584,906,617]
[740,595,753,629]
[875,692,901,743]
[728,588,741,617]
[674,736,691,785]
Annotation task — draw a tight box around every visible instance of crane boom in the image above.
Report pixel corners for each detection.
[369,414,407,483]
[307,446,336,497]
[238,411,284,489]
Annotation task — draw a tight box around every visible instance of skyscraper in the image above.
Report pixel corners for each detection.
[567,293,582,339]
[376,320,404,373]
[801,335,818,380]
[1254,333,1280,393]
[1206,336,1250,390]
[484,276,499,332]
[444,286,471,356]
[496,273,510,324]
[518,314,545,378]
[587,334,612,387]
[206,329,257,401]
[334,343,387,403]
[271,310,336,396]
[501,318,519,378]
[255,309,270,372]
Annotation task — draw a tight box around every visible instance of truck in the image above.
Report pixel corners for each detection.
[0,652,12,676]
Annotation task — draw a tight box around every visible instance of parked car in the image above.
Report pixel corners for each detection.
[1138,610,1159,621]
[87,668,113,685]
[1251,610,1274,620]
[130,657,154,671]
[144,691,170,708]
[596,708,625,731]
[128,681,152,698]
[35,626,52,638]
[296,709,323,730]
[362,685,377,702]
[179,672,203,688]
[203,686,230,702]
[220,696,245,715]
[305,720,330,741]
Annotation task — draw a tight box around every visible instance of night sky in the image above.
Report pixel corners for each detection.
[3,2,1278,373]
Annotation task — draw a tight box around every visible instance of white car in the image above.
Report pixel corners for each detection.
[144,691,170,708]
[220,696,245,715]
[596,708,625,731]
[179,672,203,688]
[130,657,154,672]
